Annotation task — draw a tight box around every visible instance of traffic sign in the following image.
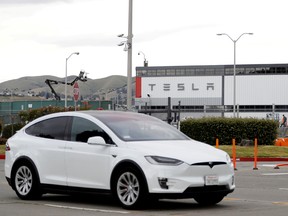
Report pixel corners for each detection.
[73,82,80,102]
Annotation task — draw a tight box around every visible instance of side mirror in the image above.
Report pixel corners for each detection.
[87,136,107,145]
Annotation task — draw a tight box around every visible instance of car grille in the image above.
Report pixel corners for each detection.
[191,161,227,168]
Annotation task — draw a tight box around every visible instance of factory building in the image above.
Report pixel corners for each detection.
[135,63,288,121]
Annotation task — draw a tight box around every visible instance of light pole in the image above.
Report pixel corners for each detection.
[65,52,79,108]
[138,51,148,67]
[117,0,133,110]
[217,33,253,117]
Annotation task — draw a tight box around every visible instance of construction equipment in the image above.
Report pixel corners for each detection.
[45,71,87,100]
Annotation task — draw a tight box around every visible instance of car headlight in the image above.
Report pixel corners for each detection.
[226,153,232,164]
[145,156,183,166]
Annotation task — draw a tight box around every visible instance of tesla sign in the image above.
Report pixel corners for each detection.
[142,76,222,98]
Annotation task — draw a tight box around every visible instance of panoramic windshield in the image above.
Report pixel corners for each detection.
[95,112,189,142]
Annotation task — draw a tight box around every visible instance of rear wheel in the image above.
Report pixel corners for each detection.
[12,162,42,200]
[194,194,225,206]
[112,166,148,209]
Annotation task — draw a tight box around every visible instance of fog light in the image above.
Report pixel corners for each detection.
[158,178,168,189]
[231,175,235,185]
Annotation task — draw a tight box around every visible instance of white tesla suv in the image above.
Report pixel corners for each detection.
[5,111,235,209]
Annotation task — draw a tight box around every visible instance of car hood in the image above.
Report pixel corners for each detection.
[126,139,228,164]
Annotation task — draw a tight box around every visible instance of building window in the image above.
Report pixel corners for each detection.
[166,69,176,76]
[215,68,224,75]
[176,69,186,76]
[236,67,245,75]
[246,68,256,74]
[276,67,286,74]
[225,68,234,75]
[147,70,156,76]
[205,68,215,75]
[156,69,165,76]
[195,68,204,75]
[186,68,195,76]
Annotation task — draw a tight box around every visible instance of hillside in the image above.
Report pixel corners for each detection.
[0,75,133,100]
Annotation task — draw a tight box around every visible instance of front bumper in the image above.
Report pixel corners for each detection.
[151,185,234,199]
[145,162,235,198]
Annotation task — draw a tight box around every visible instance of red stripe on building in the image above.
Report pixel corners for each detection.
[136,77,142,98]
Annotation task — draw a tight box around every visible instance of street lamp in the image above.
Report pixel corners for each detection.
[65,52,79,108]
[217,33,253,117]
[117,0,133,110]
[138,51,148,67]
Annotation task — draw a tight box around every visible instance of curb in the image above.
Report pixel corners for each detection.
[238,157,288,162]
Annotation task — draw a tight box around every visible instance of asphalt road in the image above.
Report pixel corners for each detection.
[1,160,288,216]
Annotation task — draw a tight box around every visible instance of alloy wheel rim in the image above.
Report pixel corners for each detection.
[15,166,33,196]
[117,172,140,206]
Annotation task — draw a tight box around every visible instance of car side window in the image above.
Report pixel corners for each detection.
[25,117,69,140]
[71,117,113,144]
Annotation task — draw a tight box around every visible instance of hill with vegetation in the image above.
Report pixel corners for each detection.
[0,75,133,100]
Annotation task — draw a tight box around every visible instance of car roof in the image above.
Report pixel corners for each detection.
[23,111,161,130]
[29,110,155,123]
[77,110,159,122]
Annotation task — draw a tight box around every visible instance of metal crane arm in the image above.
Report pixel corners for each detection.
[45,71,88,100]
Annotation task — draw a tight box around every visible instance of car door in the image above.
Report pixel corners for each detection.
[65,116,114,189]
[25,116,69,186]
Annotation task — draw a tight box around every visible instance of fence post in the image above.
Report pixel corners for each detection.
[216,138,219,148]
[232,138,237,170]
[253,138,258,170]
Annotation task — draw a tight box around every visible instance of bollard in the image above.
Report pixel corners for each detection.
[216,138,219,149]
[253,138,258,170]
[232,138,237,170]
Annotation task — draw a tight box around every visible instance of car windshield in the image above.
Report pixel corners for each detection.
[92,112,189,141]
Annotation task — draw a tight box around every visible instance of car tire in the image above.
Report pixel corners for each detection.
[112,166,148,209]
[194,194,225,206]
[12,162,42,200]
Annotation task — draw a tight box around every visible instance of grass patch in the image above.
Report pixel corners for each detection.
[1,144,288,158]
[0,144,5,154]
[219,145,288,158]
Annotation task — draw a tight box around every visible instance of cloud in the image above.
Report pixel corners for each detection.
[37,34,119,47]
[135,24,216,43]
[0,0,70,4]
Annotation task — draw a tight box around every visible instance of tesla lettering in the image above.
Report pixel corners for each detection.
[147,83,215,91]
[207,83,214,90]
[148,84,156,91]
[164,84,170,91]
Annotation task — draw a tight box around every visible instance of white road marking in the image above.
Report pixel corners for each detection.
[261,164,277,167]
[262,173,288,176]
[279,188,288,191]
[273,202,288,206]
[45,204,130,214]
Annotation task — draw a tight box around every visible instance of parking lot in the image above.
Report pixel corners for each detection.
[1,160,288,216]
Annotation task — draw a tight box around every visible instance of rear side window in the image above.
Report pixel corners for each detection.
[25,116,70,140]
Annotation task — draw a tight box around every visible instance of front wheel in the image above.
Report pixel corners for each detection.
[12,163,42,200]
[112,167,148,209]
[194,194,225,206]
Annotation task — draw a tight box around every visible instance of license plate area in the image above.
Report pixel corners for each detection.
[205,175,219,186]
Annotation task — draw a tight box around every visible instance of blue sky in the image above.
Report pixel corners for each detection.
[0,0,287,83]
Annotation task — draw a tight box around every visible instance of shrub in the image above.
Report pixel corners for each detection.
[2,123,25,139]
[180,117,278,145]
[0,137,7,145]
